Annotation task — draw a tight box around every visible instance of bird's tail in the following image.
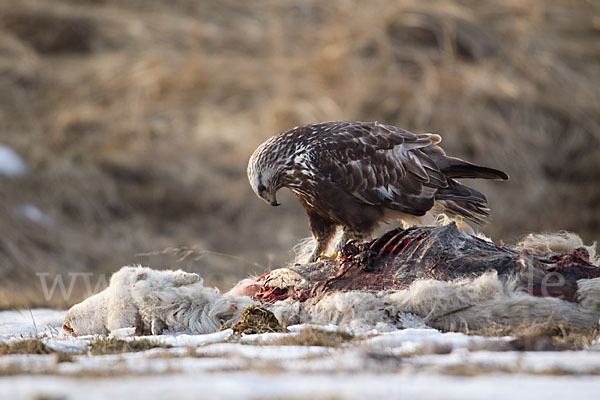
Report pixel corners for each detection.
[425,148,508,224]
[434,154,509,181]
[423,145,509,181]
[434,180,491,225]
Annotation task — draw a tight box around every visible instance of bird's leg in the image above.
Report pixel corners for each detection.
[307,213,337,263]
[335,229,370,254]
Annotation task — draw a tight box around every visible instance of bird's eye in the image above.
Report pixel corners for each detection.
[257,184,267,194]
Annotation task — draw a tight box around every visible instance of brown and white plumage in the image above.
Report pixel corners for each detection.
[248,121,508,262]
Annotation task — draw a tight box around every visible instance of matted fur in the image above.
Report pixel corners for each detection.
[282,230,600,330]
[65,232,600,335]
[63,266,255,336]
[66,268,600,335]
[63,266,145,335]
[287,273,600,331]
[517,231,599,266]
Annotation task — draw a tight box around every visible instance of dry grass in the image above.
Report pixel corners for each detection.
[231,305,287,335]
[0,339,73,363]
[1,338,52,355]
[471,320,599,351]
[0,0,598,308]
[0,336,169,357]
[274,327,354,347]
[88,337,171,355]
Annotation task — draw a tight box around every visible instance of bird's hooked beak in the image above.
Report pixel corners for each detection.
[268,186,280,207]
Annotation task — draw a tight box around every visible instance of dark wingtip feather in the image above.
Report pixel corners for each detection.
[437,199,490,225]
[423,150,509,180]
[435,180,493,224]
[443,164,509,180]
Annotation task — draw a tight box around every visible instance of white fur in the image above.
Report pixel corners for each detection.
[277,272,600,331]
[283,231,600,331]
[63,266,145,335]
[576,277,600,311]
[62,291,111,336]
[269,298,303,327]
[517,231,599,266]
[63,266,255,336]
[293,236,320,264]
[65,230,600,335]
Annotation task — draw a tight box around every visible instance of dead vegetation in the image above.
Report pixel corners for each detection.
[88,337,171,355]
[0,339,73,364]
[0,0,598,308]
[1,338,55,355]
[471,320,599,351]
[231,305,287,335]
[0,336,170,358]
[274,327,354,348]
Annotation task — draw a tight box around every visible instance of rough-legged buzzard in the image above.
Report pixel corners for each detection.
[248,121,508,262]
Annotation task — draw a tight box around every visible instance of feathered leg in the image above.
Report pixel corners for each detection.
[335,229,371,254]
[307,212,337,263]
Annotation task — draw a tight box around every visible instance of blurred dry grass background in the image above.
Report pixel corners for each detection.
[0,0,598,308]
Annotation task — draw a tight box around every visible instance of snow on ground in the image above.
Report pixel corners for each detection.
[1,309,599,400]
[4,373,600,400]
[18,204,53,226]
[0,309,66,339]
[0,144,27,177]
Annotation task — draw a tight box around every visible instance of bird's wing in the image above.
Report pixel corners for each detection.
[315,122,448,215]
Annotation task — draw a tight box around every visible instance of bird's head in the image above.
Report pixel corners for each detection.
[247,141,283,207]
[251,173,281,207]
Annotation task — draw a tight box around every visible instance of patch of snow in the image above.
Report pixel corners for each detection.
[2,373,600,400]
[195,342,333,360]
[279,348,379,373]
[135,329,234,347]
[238,331,298,345]
[361,328,509,355]
[0,309,66,339]
[44,338,89,353]
[72,334,103,341]
[59,349,246,375]
[406,349,600,375]
[1,309,600,399]
[0,354,58,374]
[0,144,27,177]
[109,327,136,338]
[288,323,353,333]
[19,204,53,226]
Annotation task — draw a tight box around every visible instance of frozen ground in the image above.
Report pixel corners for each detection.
[1,309,599,400]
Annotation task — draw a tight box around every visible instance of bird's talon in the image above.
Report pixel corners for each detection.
[317,252,340,261]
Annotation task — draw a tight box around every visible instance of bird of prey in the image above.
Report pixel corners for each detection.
[248,121,508,262]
